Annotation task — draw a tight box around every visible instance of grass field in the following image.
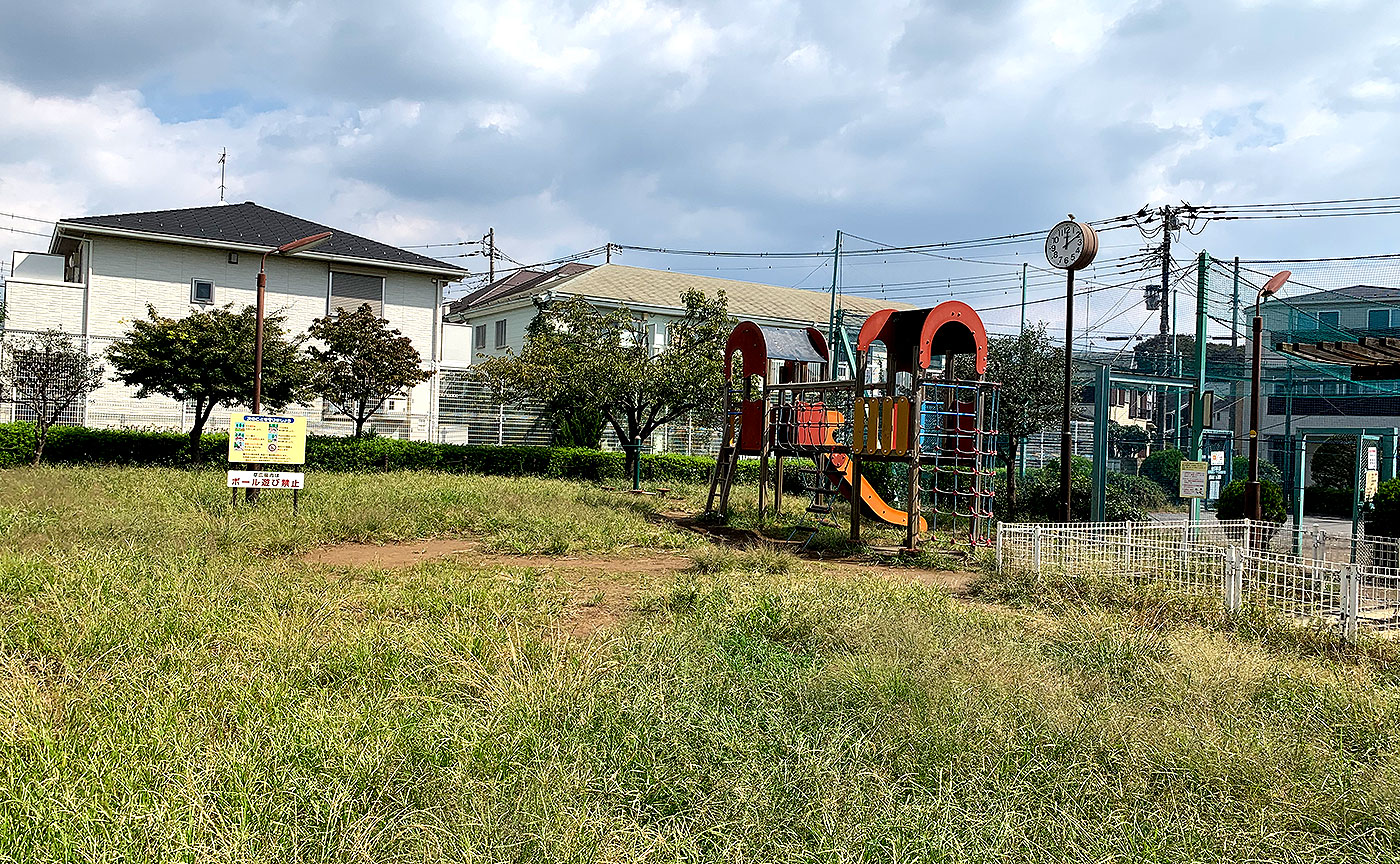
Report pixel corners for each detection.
[2,466,1398,863]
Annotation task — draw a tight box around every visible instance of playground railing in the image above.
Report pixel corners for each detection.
[995,519,1400,637]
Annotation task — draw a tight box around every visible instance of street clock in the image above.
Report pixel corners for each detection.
[1045,220,1099,271]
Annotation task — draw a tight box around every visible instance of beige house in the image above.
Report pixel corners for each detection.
[438,263,915,451]
[3,202,467,437]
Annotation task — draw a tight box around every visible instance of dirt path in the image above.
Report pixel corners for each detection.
[302,538,980,637]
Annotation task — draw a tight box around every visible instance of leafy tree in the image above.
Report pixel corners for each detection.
[1109,421,1149,458]
[1365,477,1400,538]
[1310,437,1357,490]
[0,330,105,465]
[307,304,433,438]
[474,291,732,482]
[107,304,310,459]
[957,323,1067,513]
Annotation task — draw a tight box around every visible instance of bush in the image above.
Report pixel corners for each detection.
[1231,455,1282,487]
[1005,456,1158,523]
[1304,485,1356,519]
[0,422,767,487]
[1215,478,1286,523]
[1366,477,1400,537]
[1141,449,1184,496]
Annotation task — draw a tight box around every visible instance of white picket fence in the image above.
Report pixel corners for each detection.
[995,519,1400,637]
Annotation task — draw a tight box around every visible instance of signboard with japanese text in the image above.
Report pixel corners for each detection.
[227,470,304,490]
[229,414,306,464]
[1365,470,1380,502]
[1179,461,1209,499]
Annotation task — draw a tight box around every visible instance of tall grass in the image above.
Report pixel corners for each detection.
[0,466,1397,861]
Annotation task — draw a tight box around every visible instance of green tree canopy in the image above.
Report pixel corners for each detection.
[1311,437,1357,489]
[107,304,309,459]
[958,323,1068,512]
[1,330,105,465]
[308,304,432,438]
[473,291,732,481]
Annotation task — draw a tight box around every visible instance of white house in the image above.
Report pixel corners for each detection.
[3,202,467,438]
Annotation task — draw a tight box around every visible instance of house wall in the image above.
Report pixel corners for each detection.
[4,234,444,438]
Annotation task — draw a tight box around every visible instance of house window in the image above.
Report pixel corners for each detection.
[494,319,507,348]
[645,321,666,354]
[1315,310,1340,329]
[191,278,215,304]
[474,324,488,350]
[329,271,384,317]
[1368,308,1400,329]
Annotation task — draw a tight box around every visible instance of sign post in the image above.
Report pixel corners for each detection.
[228,414,307,512]
[1179,460,1209,500]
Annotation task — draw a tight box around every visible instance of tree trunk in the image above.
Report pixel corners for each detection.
[188,401,212,463]
[354,414,366,438]
[32,421,47,467]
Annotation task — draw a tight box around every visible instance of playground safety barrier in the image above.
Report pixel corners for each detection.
[995,519,1400,637]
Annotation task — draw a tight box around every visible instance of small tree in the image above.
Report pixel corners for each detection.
[307,304,432,438]
[1,330,105,465]
[1311,437,1357,490]
[957,324,1068,513]
[107,304,310,459]
[474,291,732,482]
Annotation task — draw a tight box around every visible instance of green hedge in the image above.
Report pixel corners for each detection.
[0,423,763,485]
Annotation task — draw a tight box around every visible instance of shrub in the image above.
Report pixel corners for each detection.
[1141,449,1184,496]
[1231,455,1282,487]
[1215,478,1286,523]
[1006,456,1157,523]
[0,422,766,487]
[1366,477,1400,537]
[1303,486,1356,520]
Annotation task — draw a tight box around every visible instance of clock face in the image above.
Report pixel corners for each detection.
[1045,220,1097,270]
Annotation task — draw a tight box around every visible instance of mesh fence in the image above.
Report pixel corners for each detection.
[996,519,1400,634]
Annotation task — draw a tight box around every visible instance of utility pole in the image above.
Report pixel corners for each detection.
[1019,262,1028,332]
[218,148,227,204]
[1190,251,1211,523]
[1154,205,1180,449]
[486,227,495,283]
[605,243,612,264]
[828,230,842,378]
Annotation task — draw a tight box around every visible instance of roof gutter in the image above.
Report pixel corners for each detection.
[54,221,469,279]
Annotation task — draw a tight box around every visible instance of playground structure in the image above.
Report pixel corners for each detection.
[705,303,1000,550]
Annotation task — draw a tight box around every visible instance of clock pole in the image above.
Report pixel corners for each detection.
[1061,265,1075,523]
[1045,217,1097,524]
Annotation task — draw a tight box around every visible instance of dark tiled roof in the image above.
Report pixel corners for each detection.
[60,201,466,275]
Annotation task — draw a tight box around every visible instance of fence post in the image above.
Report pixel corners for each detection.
[1224,545,1243,613]
[1342,564,1360,641]
[995,522,1004,571]
[1032,526,1043,576]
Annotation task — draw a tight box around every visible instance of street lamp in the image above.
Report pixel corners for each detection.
[1246,269,1290,522]
[254,231,332,413]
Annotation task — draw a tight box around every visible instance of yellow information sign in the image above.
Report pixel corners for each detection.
[229,414,307,465]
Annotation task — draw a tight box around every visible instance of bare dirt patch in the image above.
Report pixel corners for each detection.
[302,538,979,637]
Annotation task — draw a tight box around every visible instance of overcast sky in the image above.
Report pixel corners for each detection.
[2,0,1398,338]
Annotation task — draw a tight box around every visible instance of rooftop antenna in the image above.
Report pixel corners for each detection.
[218,148,227,204]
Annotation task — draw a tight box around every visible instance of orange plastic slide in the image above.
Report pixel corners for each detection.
[825,452,928,533]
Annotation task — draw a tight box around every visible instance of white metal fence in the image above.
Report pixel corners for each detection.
[996,519,1400,637]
